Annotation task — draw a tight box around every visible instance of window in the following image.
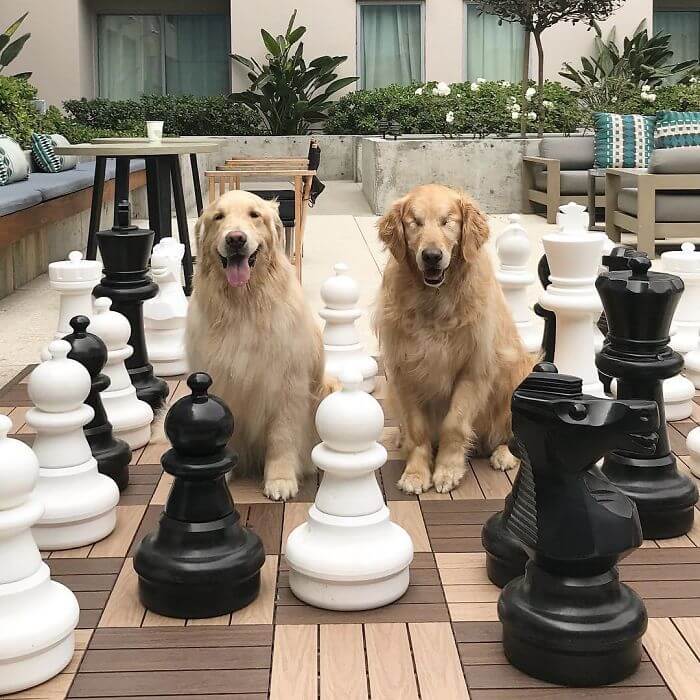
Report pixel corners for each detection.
[358,2,424,89]
[654,10,700,66]
[464,3,525,82]
[97,14,229,99]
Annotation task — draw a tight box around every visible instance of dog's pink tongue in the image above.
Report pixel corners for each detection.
[225,257,250,287]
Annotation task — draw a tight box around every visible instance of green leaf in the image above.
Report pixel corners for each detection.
[11,71,31,80]
[286,10,298,37]
[231,54,255,71]
[323,76,359,95]
[2,12,29,40]
[287,26,306,45]
[261,29,281,57]
[0,33,30,68]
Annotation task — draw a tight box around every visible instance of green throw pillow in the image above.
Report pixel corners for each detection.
[593,113,655,169]
[31,133,78,173]
[0,135,30,186]
[654,111,700,149]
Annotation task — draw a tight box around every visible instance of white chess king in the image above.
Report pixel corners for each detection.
[319,263,378,393]
[0,414,79,694]
[285,369,414,610]
[27,340,119,549]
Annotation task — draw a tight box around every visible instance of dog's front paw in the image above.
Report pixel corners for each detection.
[433,457,466,493]
[490,444,519,472]
[263,477,299,501]
[397,468,432,495]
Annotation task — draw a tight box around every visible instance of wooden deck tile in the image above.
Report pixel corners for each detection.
[230,554,278,625]
[365,623,419,700]
[281,502,310,554]
[450,461,484,499]
[89,505,146,558]
[471,458,512,499]
[98,558,145,628]
[269,625,317,700]
[674,616,700,656]
[149,472,172,505]
[319,624,368,700]
[390,501,430,551]
[245,503,283,554]
[142,610,186,627]
[88,625,273,648]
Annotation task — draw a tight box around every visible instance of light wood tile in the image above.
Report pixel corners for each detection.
[98,558,145,628]
[448,602,499,622]
[436,552,487,569]
[150,472,173,505]
[443,584,500,603]
[439,567,491,585]
[471,459,512,499]
[365,623,419,700]
[90,505,146,558]
[230,554,278,625]
[656,535,694,548]
[142,610,186,627]
[270,625,317,700]
[50,545,93,558]
[390,501,430,552]
[138,440,169,465]
[449,462,483,500]
[674,617,700,658]
[187,614,231,626]
[7,406,30,434]
[419,490,453,501]
[320,624,368,700]
[282,502,311,554]
[229,476,270,504]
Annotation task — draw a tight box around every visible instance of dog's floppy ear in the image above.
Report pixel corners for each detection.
[378,196,407,262]
[459,194,490,261]
[266,198,285,249]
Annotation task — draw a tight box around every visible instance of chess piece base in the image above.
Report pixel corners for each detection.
[499,562,646,687]
[152,357,188,377]
[598,458,698,538]
[101,387,153,449]
[134,511,265,619]
[285,505,413,611]
[481,510,528,588]
[86,425,131,492]
[130,364,170,410]
[0,564,79,694]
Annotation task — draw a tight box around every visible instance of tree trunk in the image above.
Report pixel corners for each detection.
[520,30,530,138]
[534,30,545,138]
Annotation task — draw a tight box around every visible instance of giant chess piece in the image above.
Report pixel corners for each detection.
[41,250,102,360]
[496,365,659,686]
[88,298,154,449]
[597,256,699,538]
[144,244,188,377]
[0,414,80,694]
[63,316,132,491]
[539,202,605,396]
[320,263,378,393]
[27,340,119,548]
[533,255,555,361]
[286,369,414,610]
[93,201,169,410]
[495,214,540,353]
[134,372,265,618]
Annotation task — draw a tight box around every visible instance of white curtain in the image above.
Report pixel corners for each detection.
[465,4,524,82]
[361,3,423,89]
[654,11,700,66]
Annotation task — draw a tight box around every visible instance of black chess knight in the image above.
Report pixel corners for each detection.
[495,364,659,686]
[597,255,699,538]
[63,316,131,491]
[134,372,265,618]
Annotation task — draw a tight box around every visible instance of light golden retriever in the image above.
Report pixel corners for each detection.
[186,190,331,501]
[374,184,532,494]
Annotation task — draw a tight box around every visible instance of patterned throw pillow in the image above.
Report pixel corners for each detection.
[0,135,30,186]
[593,113,655,168]
[654,111,700,149]
[31,133,78,173]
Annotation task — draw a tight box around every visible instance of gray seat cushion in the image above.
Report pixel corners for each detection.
[540,136,594,170]
[649,147,700,174]
[29,170,96,200]
[0,180,42,215]
[535,169,602,195]
[618,187,700,222]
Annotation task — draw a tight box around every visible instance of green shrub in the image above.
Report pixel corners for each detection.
[0,74,38,146]
[37,106,143,144]
[324,80,583,136]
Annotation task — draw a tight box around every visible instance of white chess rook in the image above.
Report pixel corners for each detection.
[89,297,153,448]
[539,202,605,396]
[27,341,119,549]
[144,242,188,377]
[319,263,378,393]
[0,414,79,694]
[285,369,413,610]
[495,214,540,353]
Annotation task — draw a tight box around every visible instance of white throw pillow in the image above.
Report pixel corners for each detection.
[0,135,30,185]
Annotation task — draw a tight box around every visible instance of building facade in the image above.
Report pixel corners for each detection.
[3,0,699,108]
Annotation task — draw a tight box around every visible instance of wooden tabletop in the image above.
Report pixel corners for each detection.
[55,140,220,156]
[91,137,220,145]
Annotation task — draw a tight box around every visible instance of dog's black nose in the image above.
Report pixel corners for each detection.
[226,231,247,251]
[422,248,443,266]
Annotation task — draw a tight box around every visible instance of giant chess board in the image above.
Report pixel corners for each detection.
[2,362,700,700]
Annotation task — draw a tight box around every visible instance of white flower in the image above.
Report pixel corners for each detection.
[648,93,657,103]
[512,102,521,112]
[641,85,651,92]
[476,77,487,84]
[414,87,423,96]
[445,111,455,124]
[691,77,698,84]
[470,82,479,92]
[640,91,657,102]
[434,81,451,96]
[542,100,553,109]
[511,111,521,121]
[508,95,517,103]
[528,111,537,120]
[456,93,462,97]
[500,80,511,87]
[525,86,536,100]
[611,96,618,103]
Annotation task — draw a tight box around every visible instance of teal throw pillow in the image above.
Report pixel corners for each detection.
[593,113,655,169]
[654,111,700,149]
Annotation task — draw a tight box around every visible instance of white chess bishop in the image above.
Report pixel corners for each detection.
[27,340,119,549]
[285,369,414,610]
[89,297,153,448]
[42,250,102,360]
[144,238,188,377]
[0,414,79,694]
[319,263,378,393]
[539,202,606,396]
[495,214,540,353]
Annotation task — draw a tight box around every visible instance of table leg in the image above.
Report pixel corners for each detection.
[170,155,194,296]
[113,157,131,226]
[145,156,173,245]
[86,156,107,259]
[587,173,597,231]
[293,175,303,283]
[190,153,204,216]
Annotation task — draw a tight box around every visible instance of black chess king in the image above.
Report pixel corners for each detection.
[134,372,265,618]
[496,364,659,686]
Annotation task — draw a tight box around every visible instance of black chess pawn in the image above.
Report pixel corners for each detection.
[533,254,555,362]
[63,316,131,491]
[134,372,265,618]
[596,255,699,538]
[497,365,659,686]
[93,201,169,411]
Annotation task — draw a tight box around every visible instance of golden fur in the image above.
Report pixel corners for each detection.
[186,190,331,501]
[374,184,532,494]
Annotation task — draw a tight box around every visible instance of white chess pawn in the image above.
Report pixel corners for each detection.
[687,427,700,478]
[144,248,188,376]
[319,263,378,393]
[27,340,119,550]
[41,250,102,360]
[495,214,540,353]
[89,297,153,448]
[539,202,606,396]
[285,369,413,610]
[0,414,79,694]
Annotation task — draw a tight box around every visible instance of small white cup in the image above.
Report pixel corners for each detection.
[146,120,164,142]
